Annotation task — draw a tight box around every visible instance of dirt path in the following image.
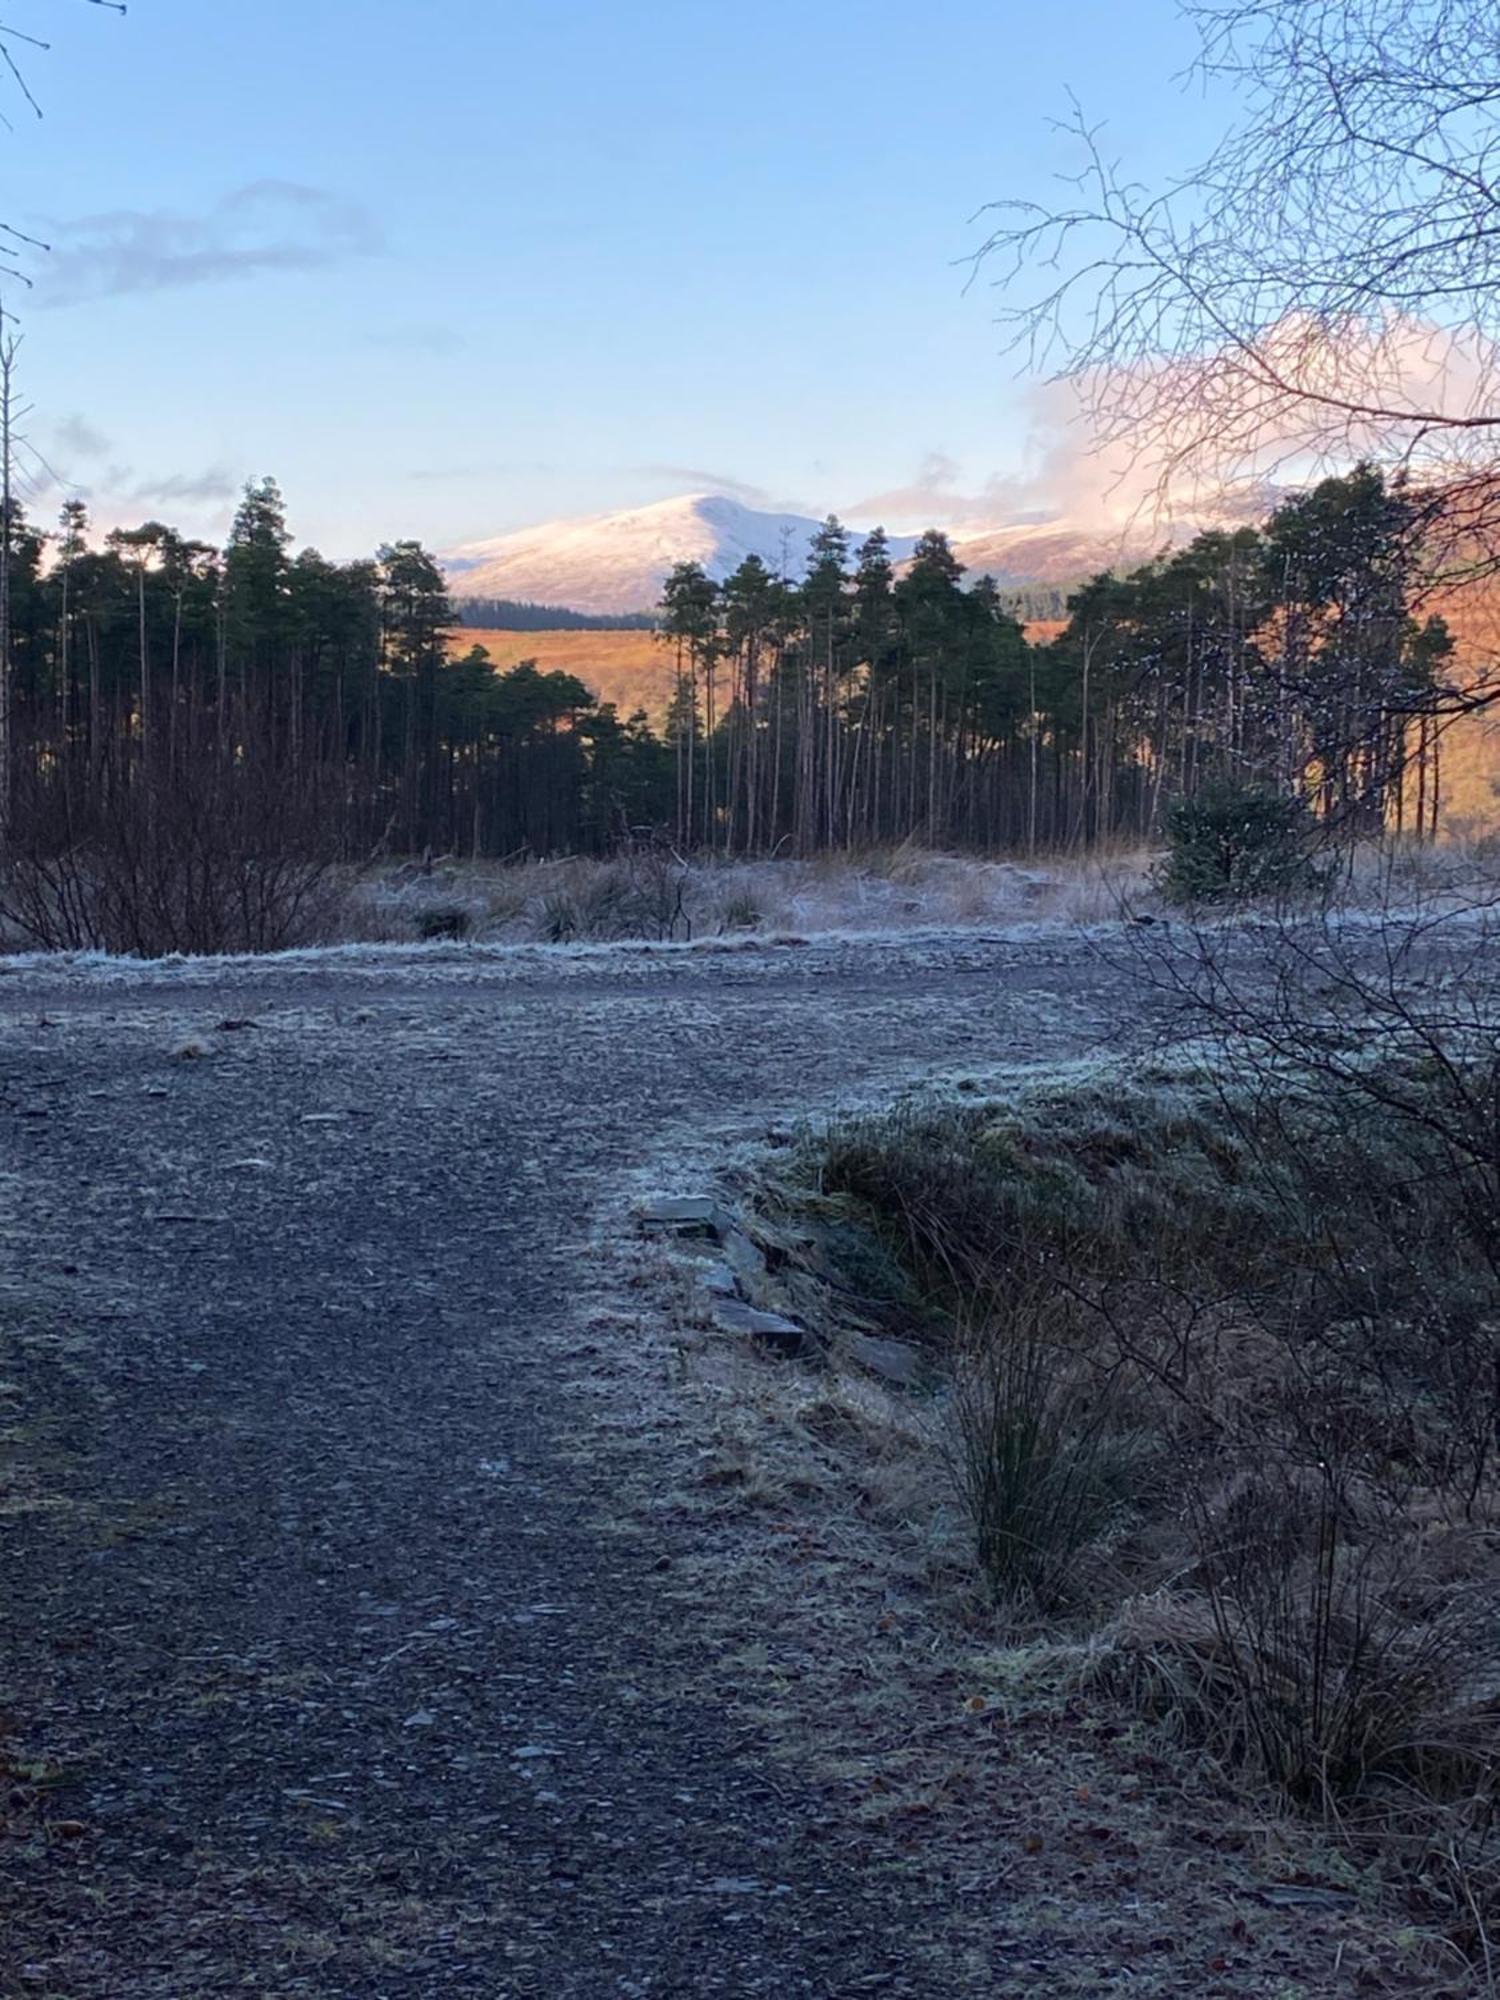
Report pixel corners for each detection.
[0,933,1146,1998]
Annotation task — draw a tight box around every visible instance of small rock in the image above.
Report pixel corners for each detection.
[699,1261,739,1298]
[845,1333,926,1389]
[1254,1884,1355,1910]
[638,1195,728,1235]
[712,1300,808,1357]
[719,1227,768,1287]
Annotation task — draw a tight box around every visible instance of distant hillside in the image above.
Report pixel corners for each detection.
[450,614,1074,728]
[997,584,1072,624]
[448,594,1500,833]
[454,596,657,633]
[451,628,676,720]
[956,521,1171,588]
[1423,582,1500,831]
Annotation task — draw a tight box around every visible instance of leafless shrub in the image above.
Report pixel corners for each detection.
[0,748,343,958]
[415,903,472,942]
[716,892,763,933]
[806,944,1500,1959]
[529,846,693,944]
[1189,1464,1491,1810]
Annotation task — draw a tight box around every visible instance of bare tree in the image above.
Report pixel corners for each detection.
[976,1,1500,582]
[0,1,126,283]
[0,0,124,844]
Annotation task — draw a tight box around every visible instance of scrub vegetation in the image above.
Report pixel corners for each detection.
[783,899,1500,1973]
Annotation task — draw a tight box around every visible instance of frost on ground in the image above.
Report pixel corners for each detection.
[344,845,1155,946]
[0,918,1124,996]
[582,1153,1452,1997]
[3,893,1497,1994]
[7,835,1497,989]
[0,921,1154,1997]
[339,834,1500,950]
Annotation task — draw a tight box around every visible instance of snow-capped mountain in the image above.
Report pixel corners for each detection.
[443,491,1179,616]
[948,520,1173,588]
[445,494,920,615]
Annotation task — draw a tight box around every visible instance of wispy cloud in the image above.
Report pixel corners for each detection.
[128,467,241,507]
[844,451,1020,530]
[52,414,112,461]
[40,181,381,306]
[633,464,773,506]
[21,447,244,532]
[864,323,1489,547]
[844,403,1263,542]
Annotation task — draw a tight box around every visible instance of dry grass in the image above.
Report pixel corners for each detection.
[342,843,1156,948]
[586,1214,1464,1993]
[451,617,1085,729]
[451,607,1500,834]
[1417,583,1500,834]
[342,831,1500,955]
[773,1038,1500,1979]
[1337,827,1500,904]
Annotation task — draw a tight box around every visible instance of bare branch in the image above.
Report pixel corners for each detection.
[977,1,1500,555]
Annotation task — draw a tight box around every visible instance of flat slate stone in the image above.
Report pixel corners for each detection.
[638,1196,730,1235]
[712,1300,808,1357]
[845,1332,926,1389]
[719,1226,768,1284]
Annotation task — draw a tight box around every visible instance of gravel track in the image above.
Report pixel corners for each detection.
[0,933,1134,1997]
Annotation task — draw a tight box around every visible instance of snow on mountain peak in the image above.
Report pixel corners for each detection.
[443,490,1181,616]
[445,494,918,616]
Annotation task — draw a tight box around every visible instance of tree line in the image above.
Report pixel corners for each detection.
[0,478,678,869]
[657,466,1460,854]
[0,465,1470,901]
[454,597,657,633]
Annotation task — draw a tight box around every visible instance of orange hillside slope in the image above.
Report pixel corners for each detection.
[1026,599,1500,832]
[450,629,676,722]
[450,623,1074,728]
[1428,584,1500,834]
[451,609,1500,832]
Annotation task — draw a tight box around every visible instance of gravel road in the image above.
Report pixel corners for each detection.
[0,932,1141,1997]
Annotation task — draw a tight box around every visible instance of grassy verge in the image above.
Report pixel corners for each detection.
[781,1049,1500,1977]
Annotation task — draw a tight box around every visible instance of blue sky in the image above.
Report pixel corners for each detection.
[3,0,1232,557]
